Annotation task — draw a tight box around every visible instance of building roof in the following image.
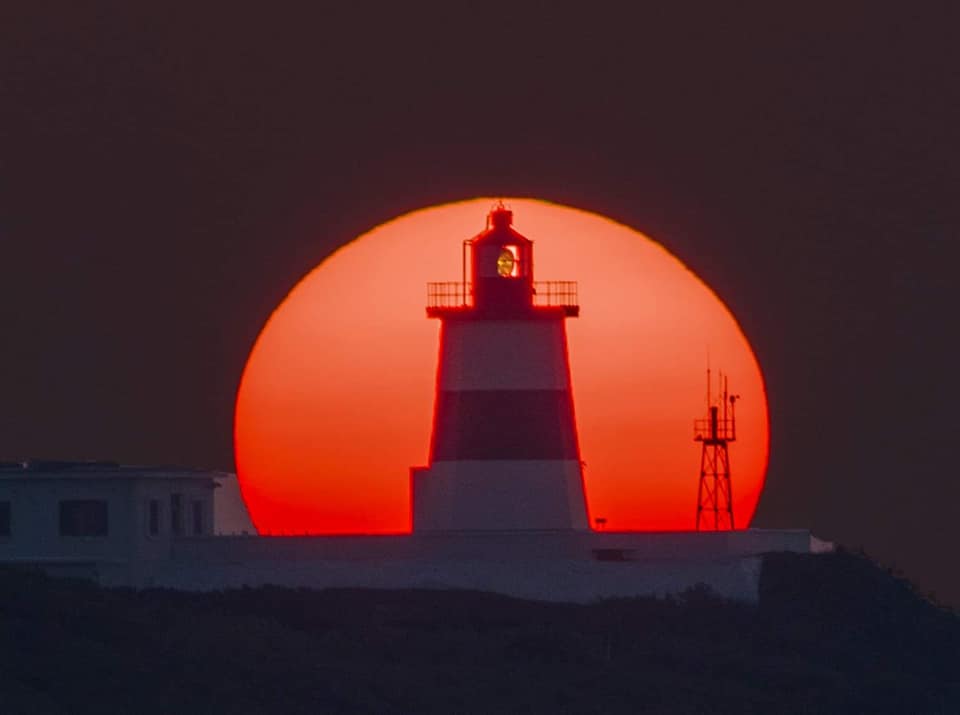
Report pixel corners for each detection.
[0,460,225,481]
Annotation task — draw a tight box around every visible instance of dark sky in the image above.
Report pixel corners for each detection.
[2,3,958,605]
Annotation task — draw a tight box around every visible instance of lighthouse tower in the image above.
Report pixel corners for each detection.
[411,204,589,531]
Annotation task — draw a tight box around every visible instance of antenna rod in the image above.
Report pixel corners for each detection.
[723,374,728,435]
[462,239,467,305]
[706,362,711,411]
[731,393,738,442]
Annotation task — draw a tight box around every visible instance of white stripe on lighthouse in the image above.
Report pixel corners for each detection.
[438,320,573,391]
[413,460,588,531]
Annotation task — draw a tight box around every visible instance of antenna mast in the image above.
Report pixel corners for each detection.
[693,367,740,530]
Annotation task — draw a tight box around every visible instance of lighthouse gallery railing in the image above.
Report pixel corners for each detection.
[426,281,579,310]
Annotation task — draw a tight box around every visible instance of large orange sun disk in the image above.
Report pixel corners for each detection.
[234,199,769,534]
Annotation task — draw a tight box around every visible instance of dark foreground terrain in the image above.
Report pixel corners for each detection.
[0,551,956,714]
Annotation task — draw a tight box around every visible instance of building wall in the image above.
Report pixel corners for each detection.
[129,479,215,561]
[0,475,215,567]
[0,479,139,562]
[213,473,257,535]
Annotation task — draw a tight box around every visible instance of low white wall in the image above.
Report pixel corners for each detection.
[146,555,765,603]
[140,529,808,603]
[170,528,809,564]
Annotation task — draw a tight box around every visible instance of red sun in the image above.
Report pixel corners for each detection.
[234,199,769,534]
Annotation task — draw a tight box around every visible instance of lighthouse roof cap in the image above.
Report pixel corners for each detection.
[473,204,532,245]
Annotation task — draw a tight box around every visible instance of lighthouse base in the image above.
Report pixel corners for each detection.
[411,460,589,531]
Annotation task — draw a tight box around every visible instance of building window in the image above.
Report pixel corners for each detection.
[59,500,108,537]
[148,499,160,537]
[0,501,10,536]
[170,493,183,536]
[192,500,203,536]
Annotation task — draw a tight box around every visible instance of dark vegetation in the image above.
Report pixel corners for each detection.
[0,551,956,714]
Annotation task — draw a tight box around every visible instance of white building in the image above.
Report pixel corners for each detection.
[0,460,219,583]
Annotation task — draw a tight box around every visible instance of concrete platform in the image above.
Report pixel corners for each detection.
[171,528,811,563]
[138,529,811,603]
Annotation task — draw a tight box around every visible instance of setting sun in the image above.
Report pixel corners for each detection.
[234,199,769,534]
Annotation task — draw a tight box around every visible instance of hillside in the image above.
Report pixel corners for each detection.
[0,551,956,714]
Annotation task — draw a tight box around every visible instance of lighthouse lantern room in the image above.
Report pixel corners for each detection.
[412,204,589,531]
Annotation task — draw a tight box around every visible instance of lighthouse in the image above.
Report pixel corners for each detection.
[411,203,589,531]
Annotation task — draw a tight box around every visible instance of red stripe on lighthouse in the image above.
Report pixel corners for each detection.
[430,389,581,461]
